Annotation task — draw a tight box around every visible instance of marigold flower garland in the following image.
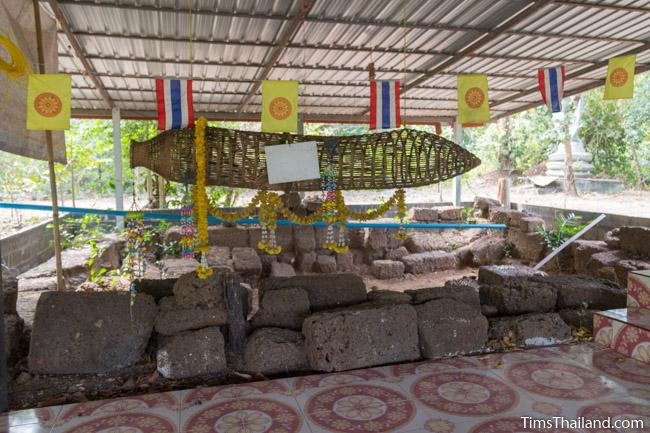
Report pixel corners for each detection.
[192,116,213,279]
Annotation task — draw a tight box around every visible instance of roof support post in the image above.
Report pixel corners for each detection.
[452,119,462,207]
[112,107,124,229]
[0,245,8,413]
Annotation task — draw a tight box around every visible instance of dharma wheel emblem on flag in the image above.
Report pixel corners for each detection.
[269,96,292,120]
[464,87,485,109]
[610,68,628,87]
[34,92,63,117]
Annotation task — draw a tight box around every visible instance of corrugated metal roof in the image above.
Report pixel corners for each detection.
[47,0,650,123]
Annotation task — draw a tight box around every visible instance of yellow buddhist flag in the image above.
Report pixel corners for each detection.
[26,74,71,130]
[604,54,636,100]
[262,80,298,133]
[457,74,490,124]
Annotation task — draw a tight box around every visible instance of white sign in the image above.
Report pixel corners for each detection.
[265,141,320,184]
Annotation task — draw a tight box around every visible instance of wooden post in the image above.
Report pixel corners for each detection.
[33,0,65,291]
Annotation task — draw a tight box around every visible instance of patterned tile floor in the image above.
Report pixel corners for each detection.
[3,343,650,433]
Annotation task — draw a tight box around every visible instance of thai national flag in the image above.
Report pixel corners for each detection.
[370,80,401,130]
[155,79,194,130]
[537,66,565,113]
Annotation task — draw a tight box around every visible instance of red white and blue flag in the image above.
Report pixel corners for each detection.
[537,66,565,113]
[156,79,194,130]
[370,80,401,130]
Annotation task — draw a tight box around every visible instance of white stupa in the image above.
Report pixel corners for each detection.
[546,97,594,178]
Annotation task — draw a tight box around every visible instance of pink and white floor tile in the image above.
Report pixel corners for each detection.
[180,394,310,433]
[5,343,650,433]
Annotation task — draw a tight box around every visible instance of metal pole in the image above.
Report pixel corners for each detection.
[113,107,124,229]
[33,0,65,291]
[0,241,8,413]
[534,214,606,270]
[452,118,462,206]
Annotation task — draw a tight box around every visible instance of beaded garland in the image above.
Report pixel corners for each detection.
[124,211,146,308]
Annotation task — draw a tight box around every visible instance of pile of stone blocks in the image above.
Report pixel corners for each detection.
[479,265,625,344]
[408,206,463,222]
[248,273,489,374]
[573,226,650,286]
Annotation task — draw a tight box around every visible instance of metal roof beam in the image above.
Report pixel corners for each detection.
[45,0,113,108]
[55,0,645,45]
[554,0,650,14]
[74,85,463,102]
[65,30,598,65]
[70,108,456,124]
[491,42,650,109]
[59,53,600,81]
[64,71,529,92]
[237,0,313,112]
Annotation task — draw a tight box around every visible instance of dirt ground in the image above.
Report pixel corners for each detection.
[363,267,477,292]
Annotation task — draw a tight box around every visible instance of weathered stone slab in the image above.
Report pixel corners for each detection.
[244,328,309,375]
[615,259,650,287]
[507,229,545,262]
[572,240,609,275]
[252,288,310,330]
[404,232,449,253]
[409,208,438,222]
[558,308,596,331]
[157,327,226,379]
[478,265,546,285]
[270,262,296,277]
[401,251,457,274]
[208,226,249,248]
[336,251,354,272]
[457,237,506,267]
[407,279,480,308]
[296,252,316,273]
[261,274,367,311]
[474,197,500,219]
[367,290,412,304]
[488,313,571,347]
[130,263,175,302]
[479,280,557,315]
[29,292,157,374]
[437,206,462,221]
[371,260,405,279]
[155,296,228,336]
[518,217,545,233]
[488,207,513,224]
[232,247,263,275]
[604,228,621,250]
[172,271,225,309]
[619,226,650,258]
[294,226,316,253]
[588,250,626,281]
[5,314,24,360]
[303,303,420,371]
[386,246,409,261]
[315,255,337,273]
[3,276,18,315]
[162,257,199,279]
[416,298,488,358]
[540,274,626,310]
[17,276,58,292]
[206,246,232,268]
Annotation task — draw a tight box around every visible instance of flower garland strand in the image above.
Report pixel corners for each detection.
[124,211,146,314]
[179,199,196,258]
[395,188,408,240]
[321,165,338,251]
[257,191,282,255]
[192,116,213,279]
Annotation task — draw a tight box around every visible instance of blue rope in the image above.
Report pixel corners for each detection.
[0,202,506,230]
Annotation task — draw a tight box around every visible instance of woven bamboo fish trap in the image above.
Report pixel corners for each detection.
[130,127,481,191]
